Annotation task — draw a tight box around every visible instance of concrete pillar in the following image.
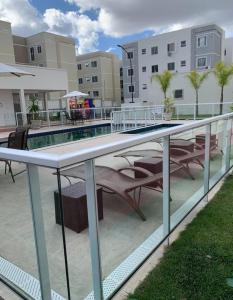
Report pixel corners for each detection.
[19,89,27,125]
[44,93,50,126]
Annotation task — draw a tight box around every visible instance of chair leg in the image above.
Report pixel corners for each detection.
[6,161,15,183]
[125,192,146,221]
[182,162,195,180]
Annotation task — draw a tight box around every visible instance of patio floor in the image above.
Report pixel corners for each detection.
[0,126,231,299]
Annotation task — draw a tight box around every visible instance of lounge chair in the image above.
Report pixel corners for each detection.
[115,145,208,180]
[58,164,165,221]
[0,130,27,182]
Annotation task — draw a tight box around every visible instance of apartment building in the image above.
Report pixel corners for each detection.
[0,20,70,127]
[121,24,233,104]
[12,32,77,94]
[76,51,121,106]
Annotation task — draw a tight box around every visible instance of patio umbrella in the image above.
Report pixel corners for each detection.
[0,63,35,77]
[62,91,89,98]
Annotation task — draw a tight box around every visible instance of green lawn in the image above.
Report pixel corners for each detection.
[128,175,233,300]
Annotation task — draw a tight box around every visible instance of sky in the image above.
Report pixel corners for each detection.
[0,0,233,58]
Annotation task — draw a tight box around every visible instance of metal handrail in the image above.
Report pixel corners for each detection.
[1,112,233,169]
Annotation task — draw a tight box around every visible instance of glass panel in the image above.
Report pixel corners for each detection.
[169,127,206,229]
[39,165,93,299]
[209,120,225,188]
[229,118,233,167]
[97,139,165,295]
[0,162,39,296]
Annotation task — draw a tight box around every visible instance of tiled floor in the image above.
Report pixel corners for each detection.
[0,122,232,299]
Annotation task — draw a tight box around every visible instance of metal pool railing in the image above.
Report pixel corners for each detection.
[0,112,233,300]
[111,102,233,132]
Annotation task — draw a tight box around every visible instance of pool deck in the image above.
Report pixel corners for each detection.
[2,119,224,299]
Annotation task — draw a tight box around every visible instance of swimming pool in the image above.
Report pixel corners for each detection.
[121,123,180,134]
[28,123,111,149]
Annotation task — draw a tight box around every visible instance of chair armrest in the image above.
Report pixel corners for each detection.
[170,147,192,156]
[118,166,154,177]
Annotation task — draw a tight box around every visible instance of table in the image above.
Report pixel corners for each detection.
[195,134,217,148]
[134,157,163,188]
[54,182,103,233]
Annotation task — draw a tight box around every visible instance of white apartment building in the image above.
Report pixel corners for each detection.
[121,24,233,106]
[76,51,121,107]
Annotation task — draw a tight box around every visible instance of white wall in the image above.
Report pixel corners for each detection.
[0,90,15,126]
[124,72,233,114]
[0,64,68,91]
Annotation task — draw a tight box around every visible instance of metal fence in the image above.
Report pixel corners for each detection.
[111,102,233,132]
[0,112,233,300]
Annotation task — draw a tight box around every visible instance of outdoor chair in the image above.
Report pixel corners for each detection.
[57,164,165,221]
[0,130,27,182]
[114,138,217,180]
[63,111,75,125]
[16,126,29,150]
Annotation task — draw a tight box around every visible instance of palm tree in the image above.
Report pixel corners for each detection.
[186,70,209,117]
[213,61,233,115]
[152,70,174,100]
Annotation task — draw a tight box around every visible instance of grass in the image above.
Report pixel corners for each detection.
[128,174,233,300]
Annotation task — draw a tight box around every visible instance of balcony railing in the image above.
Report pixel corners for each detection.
[0,112,233,299]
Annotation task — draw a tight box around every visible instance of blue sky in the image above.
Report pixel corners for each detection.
[1,0,232,57]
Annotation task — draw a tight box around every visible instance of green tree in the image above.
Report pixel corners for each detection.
[152,70,174,100]
[186,70,209,117]
[28,95,40,120]
[213,61,233,115]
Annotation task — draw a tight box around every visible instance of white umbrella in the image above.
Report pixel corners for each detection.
[0,63,35,77]
[62,91,89,98]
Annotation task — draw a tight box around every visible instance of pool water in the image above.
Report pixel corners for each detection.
[121,123,180,134]
[28,124,111,149]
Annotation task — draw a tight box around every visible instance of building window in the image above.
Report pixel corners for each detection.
[128,68,134,76]
[85,62,89,67]
[120,80,123,89]
[93,91,99,97]
[168,62,175,71]
[167,43,175,52]
[197,36,207,48]
[78,78,83,84]
[151,65,158,73]
[142,66,147,72]
[128,85,134,93]
[92,76,98,83]
[180,40,186,47]
[174,89,183,99]
[77,64,82,70]
[86,77,91,82]
[197,57,207,68]
[142,48,146,55]
[180,60,186,67]
[120,67,123,76]
[127,51,133,59]
[37,45,42,53]
[151,46,158,55]
[91,61,97,67]
[88,91,91,95]
[142,84,147,90]
[224,49,227,56]
[30,47,35,61]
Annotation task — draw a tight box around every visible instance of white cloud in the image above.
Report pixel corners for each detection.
[67,0,233,37]
[106,47,115,53]
[0,0,47,36]
[43,9,100,53]
[1,0,233,55]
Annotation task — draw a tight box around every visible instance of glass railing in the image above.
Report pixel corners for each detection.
[0,112,233,300]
